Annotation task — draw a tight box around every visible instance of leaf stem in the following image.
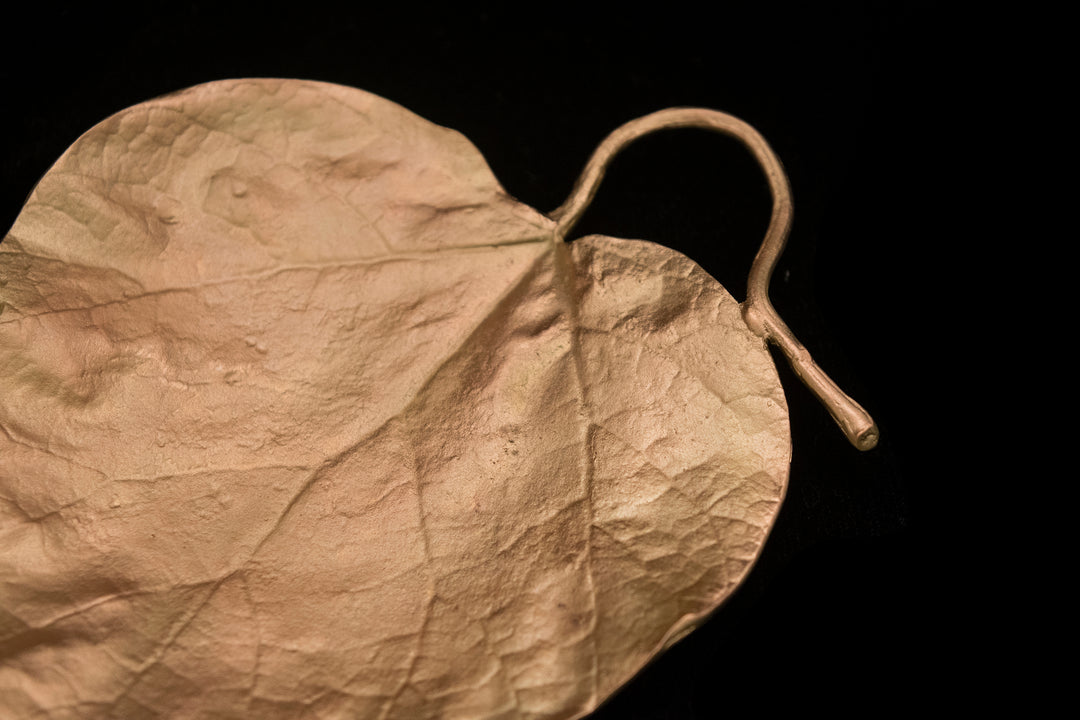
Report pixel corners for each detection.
[550,108,877,451]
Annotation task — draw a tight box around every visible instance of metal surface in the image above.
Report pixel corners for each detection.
[0,80,873,719]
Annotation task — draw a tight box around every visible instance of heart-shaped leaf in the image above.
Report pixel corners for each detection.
[0,79,795,719]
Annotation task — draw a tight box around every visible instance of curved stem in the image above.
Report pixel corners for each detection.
[551,108,877,451]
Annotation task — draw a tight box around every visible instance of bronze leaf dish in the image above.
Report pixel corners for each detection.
[0,79,875,720]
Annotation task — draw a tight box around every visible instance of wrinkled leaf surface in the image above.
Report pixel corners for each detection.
[0,79,790,719]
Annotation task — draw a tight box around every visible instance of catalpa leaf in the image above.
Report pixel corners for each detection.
[0,79,794,719]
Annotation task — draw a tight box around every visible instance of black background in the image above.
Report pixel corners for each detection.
[1,3,966,716]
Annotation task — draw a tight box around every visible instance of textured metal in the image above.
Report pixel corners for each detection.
[0,79,871,719]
